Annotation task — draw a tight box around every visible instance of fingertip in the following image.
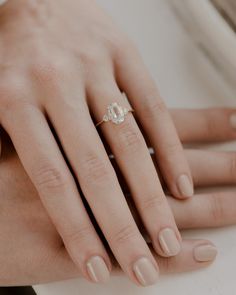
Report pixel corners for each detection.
[86,255,111,284]
[133,257,159,287]
[176,174,194,199]
[193,244,218,263]
[158,228,181,257]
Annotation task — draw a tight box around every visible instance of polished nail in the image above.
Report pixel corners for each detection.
[230,114,236,129]
[159,228,181,256]
[133,257,159,286]
[177,174,194,198]
[86,256,110,284]
[194,245,218,262]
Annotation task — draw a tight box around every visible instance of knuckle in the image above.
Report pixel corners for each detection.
[79,153,111,186]
[158,256,174,273]
[63,224,94,246]
[116,121,144,154]
[79,50,102,66]
[140,194,164,213]
[30,60,65,85]
[112,224,139,245]
[33,163,68,194]
[113,35,136,54]
[112,34,139,61]
[0,84,22,111]
[0,83,37,121]
[141,96,167,120]
[164,141,182,157]
[208,194,225,222]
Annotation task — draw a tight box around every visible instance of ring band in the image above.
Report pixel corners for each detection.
[96,102,134,127]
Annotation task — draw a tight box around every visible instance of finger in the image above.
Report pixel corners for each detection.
[113,148,236,191]
[25,239,216,286]
[185,149,236,187]
[155,239,217,275]
[70,239,217,277]
[150,149,236,187]
[45,92,159,287]
[1,103,112,284]
[168,191,236,229]
[170,108,236,143]
[115,48,193,199]
[88,76,182,259]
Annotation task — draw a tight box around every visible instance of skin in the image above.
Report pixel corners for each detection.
[0,0,194,284]
[0,107,236,286]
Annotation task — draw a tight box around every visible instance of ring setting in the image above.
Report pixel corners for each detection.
[96,102,134,127]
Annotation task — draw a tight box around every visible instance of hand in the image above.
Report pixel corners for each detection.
[0,0,193,285]
[0,107,235,286]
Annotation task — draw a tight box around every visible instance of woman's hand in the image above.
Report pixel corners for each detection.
[0,0,194,285]
[0,152,214,287]
[0,107,235,286]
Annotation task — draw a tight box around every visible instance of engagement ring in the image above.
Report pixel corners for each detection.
[96,102,134,127]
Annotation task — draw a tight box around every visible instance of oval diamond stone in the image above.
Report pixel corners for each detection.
[108,102,125,124]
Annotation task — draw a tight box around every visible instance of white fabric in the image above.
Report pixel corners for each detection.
[34,0,236,294]
[0,0,7,6]
[171,0,236,86]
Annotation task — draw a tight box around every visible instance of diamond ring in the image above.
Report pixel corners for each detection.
[96,102,134,127]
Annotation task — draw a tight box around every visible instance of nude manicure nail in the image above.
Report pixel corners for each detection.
[194,245,218,262]
[230,114,236,129]
[177,174,194,198]
[133,257,159,286]
[159,228,181,256]
[86,256,110,284]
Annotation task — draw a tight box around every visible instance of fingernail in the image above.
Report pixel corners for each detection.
[194,245,218,262]
[159,228,181,256]
[86,256,110,284]
[133,257,159,286]
[177,174,194,198]
[230,114,236,129]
